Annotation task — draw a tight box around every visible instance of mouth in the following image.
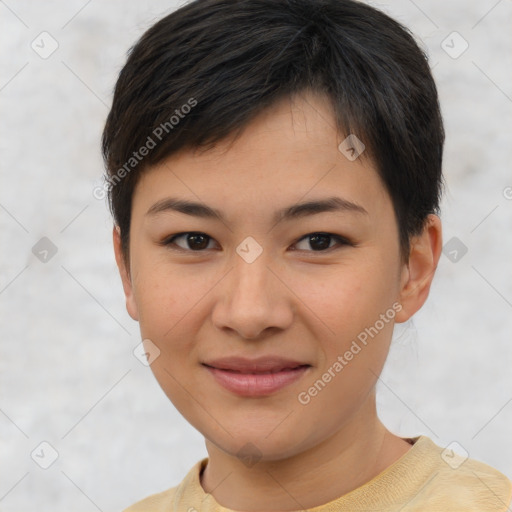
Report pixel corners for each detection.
[205,366,309,374]
[202,356,311,396]
[202,355,310,373]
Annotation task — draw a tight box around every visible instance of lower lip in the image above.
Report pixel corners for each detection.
[204,365,310,397]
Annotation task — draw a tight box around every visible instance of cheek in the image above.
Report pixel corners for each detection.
[134,279,177,337]
[294,280,397,436]
[290,256,400,396]
[292,259,398,337]
[132,253,205,335]
[133,267,208,411]
[131,259,226,391]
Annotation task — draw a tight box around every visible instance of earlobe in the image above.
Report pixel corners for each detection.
[395,214,442,323]
[112,226,139,322]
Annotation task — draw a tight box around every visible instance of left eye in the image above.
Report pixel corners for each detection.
[293,232,350,252]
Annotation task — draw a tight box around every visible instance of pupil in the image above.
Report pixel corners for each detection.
[310,234,330,250]
[188,233,208,250]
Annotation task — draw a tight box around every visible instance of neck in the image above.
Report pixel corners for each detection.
[200,392,412,511]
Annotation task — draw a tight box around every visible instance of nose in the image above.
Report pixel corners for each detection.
[211,248,294,340]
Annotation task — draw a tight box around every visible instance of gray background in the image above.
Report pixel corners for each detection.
[1,0,511,510]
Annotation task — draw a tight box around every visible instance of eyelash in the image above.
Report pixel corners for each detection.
[159,232,353,254]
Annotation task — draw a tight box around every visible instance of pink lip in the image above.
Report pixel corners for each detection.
[202,356,311,397]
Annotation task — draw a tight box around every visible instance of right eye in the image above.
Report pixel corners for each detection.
[161,232,218,252]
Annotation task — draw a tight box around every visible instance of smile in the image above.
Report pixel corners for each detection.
[202,358,311,397]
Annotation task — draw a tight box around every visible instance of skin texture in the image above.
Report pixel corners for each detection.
[113,91,442,511]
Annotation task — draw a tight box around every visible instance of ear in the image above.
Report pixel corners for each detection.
[395,214,442,323]
[113,225,139,321]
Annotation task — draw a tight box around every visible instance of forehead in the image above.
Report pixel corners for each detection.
[131,91,393,228]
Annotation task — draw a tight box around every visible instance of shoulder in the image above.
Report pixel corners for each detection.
[121,458,208,512]
[415,438,512,510]
[122,486,178,512]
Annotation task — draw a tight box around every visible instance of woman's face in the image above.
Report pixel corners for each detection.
[115,91,416,462]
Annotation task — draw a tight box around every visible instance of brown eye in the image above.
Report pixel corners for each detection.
[163,232,215,251]
[308,233,331,251]
[293,233,351,252]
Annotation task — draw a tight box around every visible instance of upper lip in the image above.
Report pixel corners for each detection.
[202,356,310,373]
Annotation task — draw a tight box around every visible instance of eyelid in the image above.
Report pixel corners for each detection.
[291,233,353,253]
[160,232,219,252]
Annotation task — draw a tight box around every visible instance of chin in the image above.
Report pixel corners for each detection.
[204,424,314,464]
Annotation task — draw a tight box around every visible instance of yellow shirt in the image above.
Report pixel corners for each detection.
[123,435,512,511]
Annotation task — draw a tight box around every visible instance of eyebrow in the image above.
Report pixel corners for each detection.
[146,196,368,224]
